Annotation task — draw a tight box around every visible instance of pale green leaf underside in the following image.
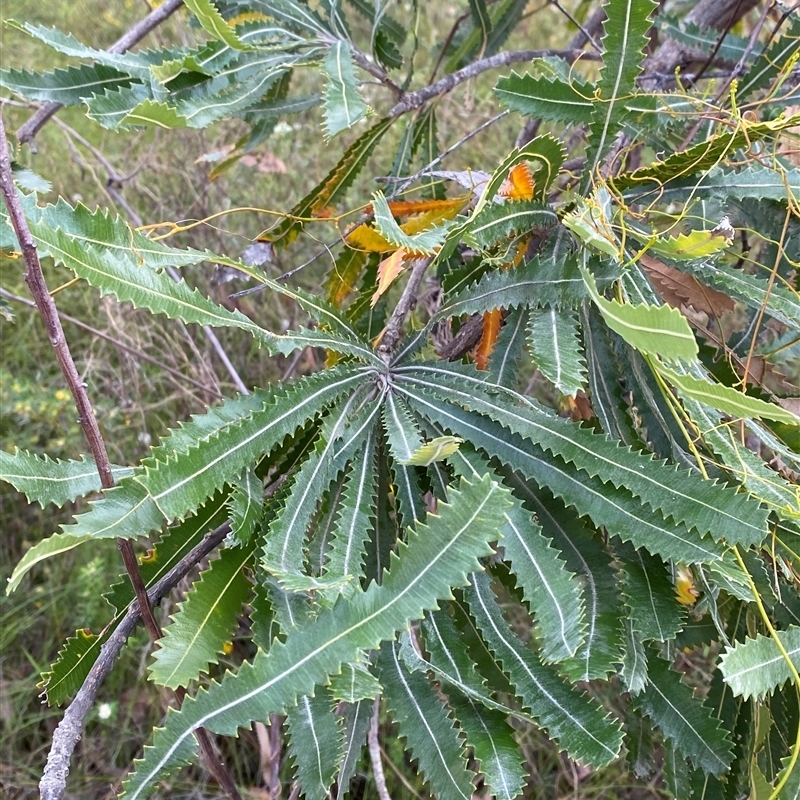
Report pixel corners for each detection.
[719,626,800,701]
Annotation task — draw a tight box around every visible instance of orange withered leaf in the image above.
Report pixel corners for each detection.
[371,248,407,306]
[499,163,535,201]
[475,309,503,370]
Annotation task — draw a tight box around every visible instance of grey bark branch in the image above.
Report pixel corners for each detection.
[15,0,185,145]
[39,522,232,800]
[388,48,600,118]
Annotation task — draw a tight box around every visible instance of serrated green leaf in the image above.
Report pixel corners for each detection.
[719,626,800,701]
[413,619,526,800]
[501,501,585,663]
[0,62,133,105]
[184,0,254,50]
[657,16,750,64]
[378,640,477,800]
[402,383,730,564]
[495,72,594,124]
[738,13,800,100]
[382,392,425,465]
[7,22,154,79]
[227,469,263,547]
[612,112,800,191]
[286,692,341,799]
[334,698,372,798]
[120,474,509,799]
[120,99,190,129]
[618,545,685,642]
[679,258,800,331]
[396,363,765,547]
[0,449,132,508]
[466,571,624,766]
[637,655,734,775]
[503,479,625,682]
[486,307,528,389]
[86,83,154,128]
[40,629,100,708]
[323,40,371,137]
[7,479,165,594]
[411,105,444,200]
[137,367,366,522]
[468,201,558,248]
[585,0,658,180]
[24,213,273,345]
[149,541,254,689]
[329,661,381,703]
[527,306,586,396]
[263,393,379,579]
[266,116,393,247]
[621,619,648,695]
[324,432,378,589]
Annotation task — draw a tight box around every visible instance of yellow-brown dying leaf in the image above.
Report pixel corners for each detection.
[499,163,535,201]
[371,248,407,306]
[475,309,503,370]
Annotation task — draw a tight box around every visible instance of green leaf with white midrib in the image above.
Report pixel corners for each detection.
[637,655,734,776]
[7,479,165,594]
[581,262,698,361]
[402,386,727,564]
[0,62,133,105]
[324,433,378,588]
[335,699,372,799]
[527,306,586,396]
[227,469,263,547]
[617,545,684,643]
[7,21,154,79]
[466,571,624,766]
[323,40,371,137]
[183,0,254,51]
[719,626,800,701]
[149,541,255,689]
[263,393,379,579]
[25,218,274,345]
[503,478,624,682]
[0,449,132,508]
[371,190,455,254]
[137,367,366,521]
[395,363,766,545]
[678,257,800,331]
[382,392,425,465]
[286,692,341,800]
[585,0,657,183]
[467,201,558,248]
[495,72,595,124]
[415,619,526,800]
[486,307,528,388]
[378,640,477,800]
[120,474,510,799]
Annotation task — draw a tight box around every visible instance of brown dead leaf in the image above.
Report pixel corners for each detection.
[240,151,287,174]
[640,253,735,317]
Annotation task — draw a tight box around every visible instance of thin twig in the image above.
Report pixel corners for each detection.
[0,288,224,399]
[368,697,392,800]
[377,256,433,361]
[39,522,232,800]
[0,109,163,644]
[388,48,598,117]
[550,0,603,52]
[16,0,185,145]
